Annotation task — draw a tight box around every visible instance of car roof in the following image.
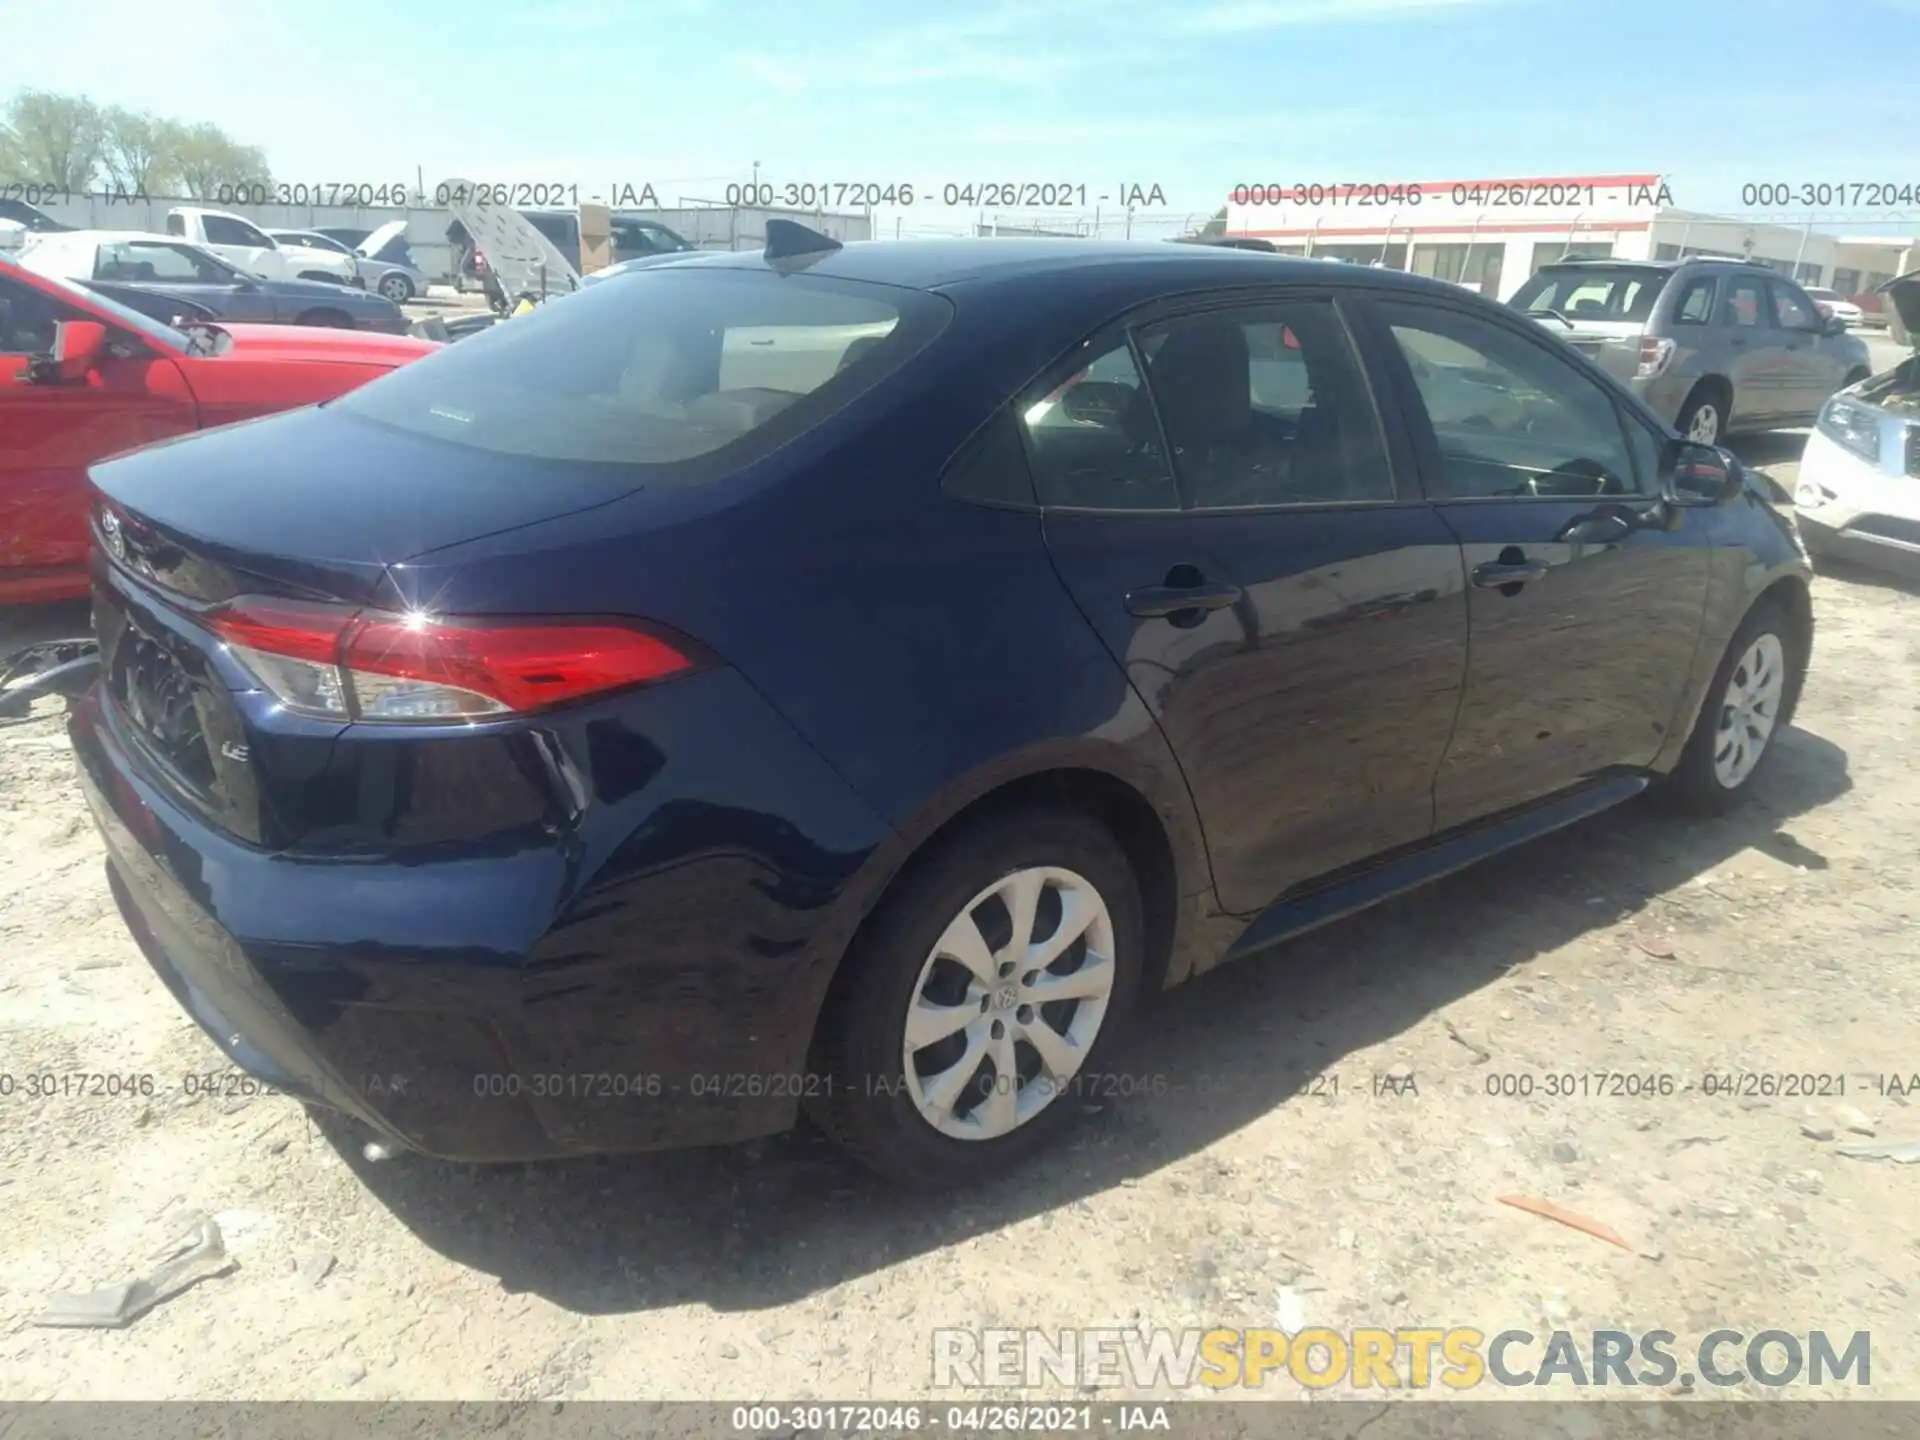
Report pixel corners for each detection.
[36,229,183,246]
[655,237,1460,296]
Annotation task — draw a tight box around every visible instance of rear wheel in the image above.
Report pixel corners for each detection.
[812,806,1144,1188]
[294,309,353,329]
[1666,598,1801,813]
[1842,366,1870,390]
[1676,382,1728,445]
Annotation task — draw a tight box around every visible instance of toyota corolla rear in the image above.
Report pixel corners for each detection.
[71,261,954,1160]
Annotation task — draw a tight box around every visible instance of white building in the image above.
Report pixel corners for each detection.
[1224,171,1915,314]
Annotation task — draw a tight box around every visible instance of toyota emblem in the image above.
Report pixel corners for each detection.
[100,508,127,562]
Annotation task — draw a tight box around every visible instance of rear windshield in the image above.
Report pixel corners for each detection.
[1510,267,1669,322]
[333,266,950,473]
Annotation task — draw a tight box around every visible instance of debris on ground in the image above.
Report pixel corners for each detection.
[32,1216,235,1329]
[1497,1195,1643,1254]
[1835,1140,1920,1165]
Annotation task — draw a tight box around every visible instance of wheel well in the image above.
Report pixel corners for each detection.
[1686,374,1732,412]
[1757,575,1813,725]
[296,270,340,283]
[811,769,1182,1056]
[1843,366,1870,385]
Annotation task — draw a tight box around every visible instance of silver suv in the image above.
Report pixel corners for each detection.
[1509,257,1873,444]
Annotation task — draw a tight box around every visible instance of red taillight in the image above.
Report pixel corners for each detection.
[207,597,698,723]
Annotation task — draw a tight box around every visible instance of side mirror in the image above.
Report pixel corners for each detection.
[1059,381,1134,425]
[31,320,108,384]
[1822,313,1847,336]
[1662,440,1744,507]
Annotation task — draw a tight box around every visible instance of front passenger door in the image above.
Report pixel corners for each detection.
[1767,278,1841,420]
[1369,297,1710,830]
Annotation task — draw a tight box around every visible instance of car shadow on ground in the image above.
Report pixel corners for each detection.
[318,724,1852,1317]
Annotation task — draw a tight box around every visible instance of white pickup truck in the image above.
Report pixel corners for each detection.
[164,207,359,286]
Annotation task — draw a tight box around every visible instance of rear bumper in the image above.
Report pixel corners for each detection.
[69,664,898,1162]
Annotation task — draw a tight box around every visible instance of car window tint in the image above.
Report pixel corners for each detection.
[95,241,224,285]
[1771,282,1820,330]
[1623,411,1665,493]
[1020,339,1179,510]
[335,267,950,474]
[1722,277,1765,328]
[1673,278,1715,324]
[0,274,68,354]
[1381,300,1639,499]
[203,215,268,247]
[1136,300,1394,508]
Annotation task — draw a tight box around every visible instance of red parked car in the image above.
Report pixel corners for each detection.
[1,256,438,605]
[1,253,437,602]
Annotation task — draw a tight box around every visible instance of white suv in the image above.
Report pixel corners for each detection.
[166,207,358,286]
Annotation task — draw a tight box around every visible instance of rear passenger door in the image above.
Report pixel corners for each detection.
[1032,289,1469,916]
[1716,272,1780,425]
[1363,295,1710,830]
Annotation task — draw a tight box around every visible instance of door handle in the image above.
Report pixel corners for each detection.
[1124,580,1242,618]
[1471,558,1550,589]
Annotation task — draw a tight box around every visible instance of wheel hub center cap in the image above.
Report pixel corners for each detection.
[994,984,1019,1010]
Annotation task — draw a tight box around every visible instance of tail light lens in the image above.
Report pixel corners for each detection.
[208,597,700,723]
[1635,336,1675,379]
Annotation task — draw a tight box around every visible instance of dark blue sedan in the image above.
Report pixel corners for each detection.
[72,227,1813,1187]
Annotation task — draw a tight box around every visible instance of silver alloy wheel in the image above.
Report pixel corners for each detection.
[378,273,412,303]
[1713,632,1785,788]
[901,865,1116,1141]
[1687,402,1721,444]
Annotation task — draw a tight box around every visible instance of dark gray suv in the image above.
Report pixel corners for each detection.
[1510,257,1873,444]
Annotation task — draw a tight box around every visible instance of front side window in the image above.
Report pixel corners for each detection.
[1770,281,1821,331]
[1135,300,1394,508]
[202,215,271,247]
[334,267,949,475]
[0,274,69,355]
[1020,339,1178,510]
[1380,299,1640,499]
[95,240,228,285]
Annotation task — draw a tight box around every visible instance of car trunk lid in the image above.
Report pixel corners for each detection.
[86,404,658,846]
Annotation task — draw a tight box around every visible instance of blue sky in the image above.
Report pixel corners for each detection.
[4,0,1918,235]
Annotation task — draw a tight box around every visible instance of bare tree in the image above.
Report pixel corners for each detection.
[99,106,182,193]
[172,123,273,199]
[0,89,105,191]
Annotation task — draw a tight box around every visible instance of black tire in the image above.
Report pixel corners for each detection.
[294,309,353,329]
[377,273,414,303]
[1842,367,1870,390]
[811,805,1145,1189]
[1665,598,1802,814]
[1675,382,1729,446]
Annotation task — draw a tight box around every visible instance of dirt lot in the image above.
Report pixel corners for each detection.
[2,436,1917,1405]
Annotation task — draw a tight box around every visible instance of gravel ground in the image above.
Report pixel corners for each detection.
[1,435,1916,1405]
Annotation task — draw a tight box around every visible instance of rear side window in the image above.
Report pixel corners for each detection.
[1722,277,1765,328]
[1136,300,1393,508]
[1673,277,1715,324]
[334,267,951,474]
[165,213,186,236]
[1019,339,1179,510]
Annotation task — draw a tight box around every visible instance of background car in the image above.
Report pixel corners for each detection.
[0,198,72,233]
[522,210,696,269]
[165,207,357,286]
[268,223,431,304]
[0,236,435,604]
[1803,286,1866,328]
[1508,255,1872,443]
[70,233,1811,1190]
[16,231,409,333]
[1795,271,1920,578]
